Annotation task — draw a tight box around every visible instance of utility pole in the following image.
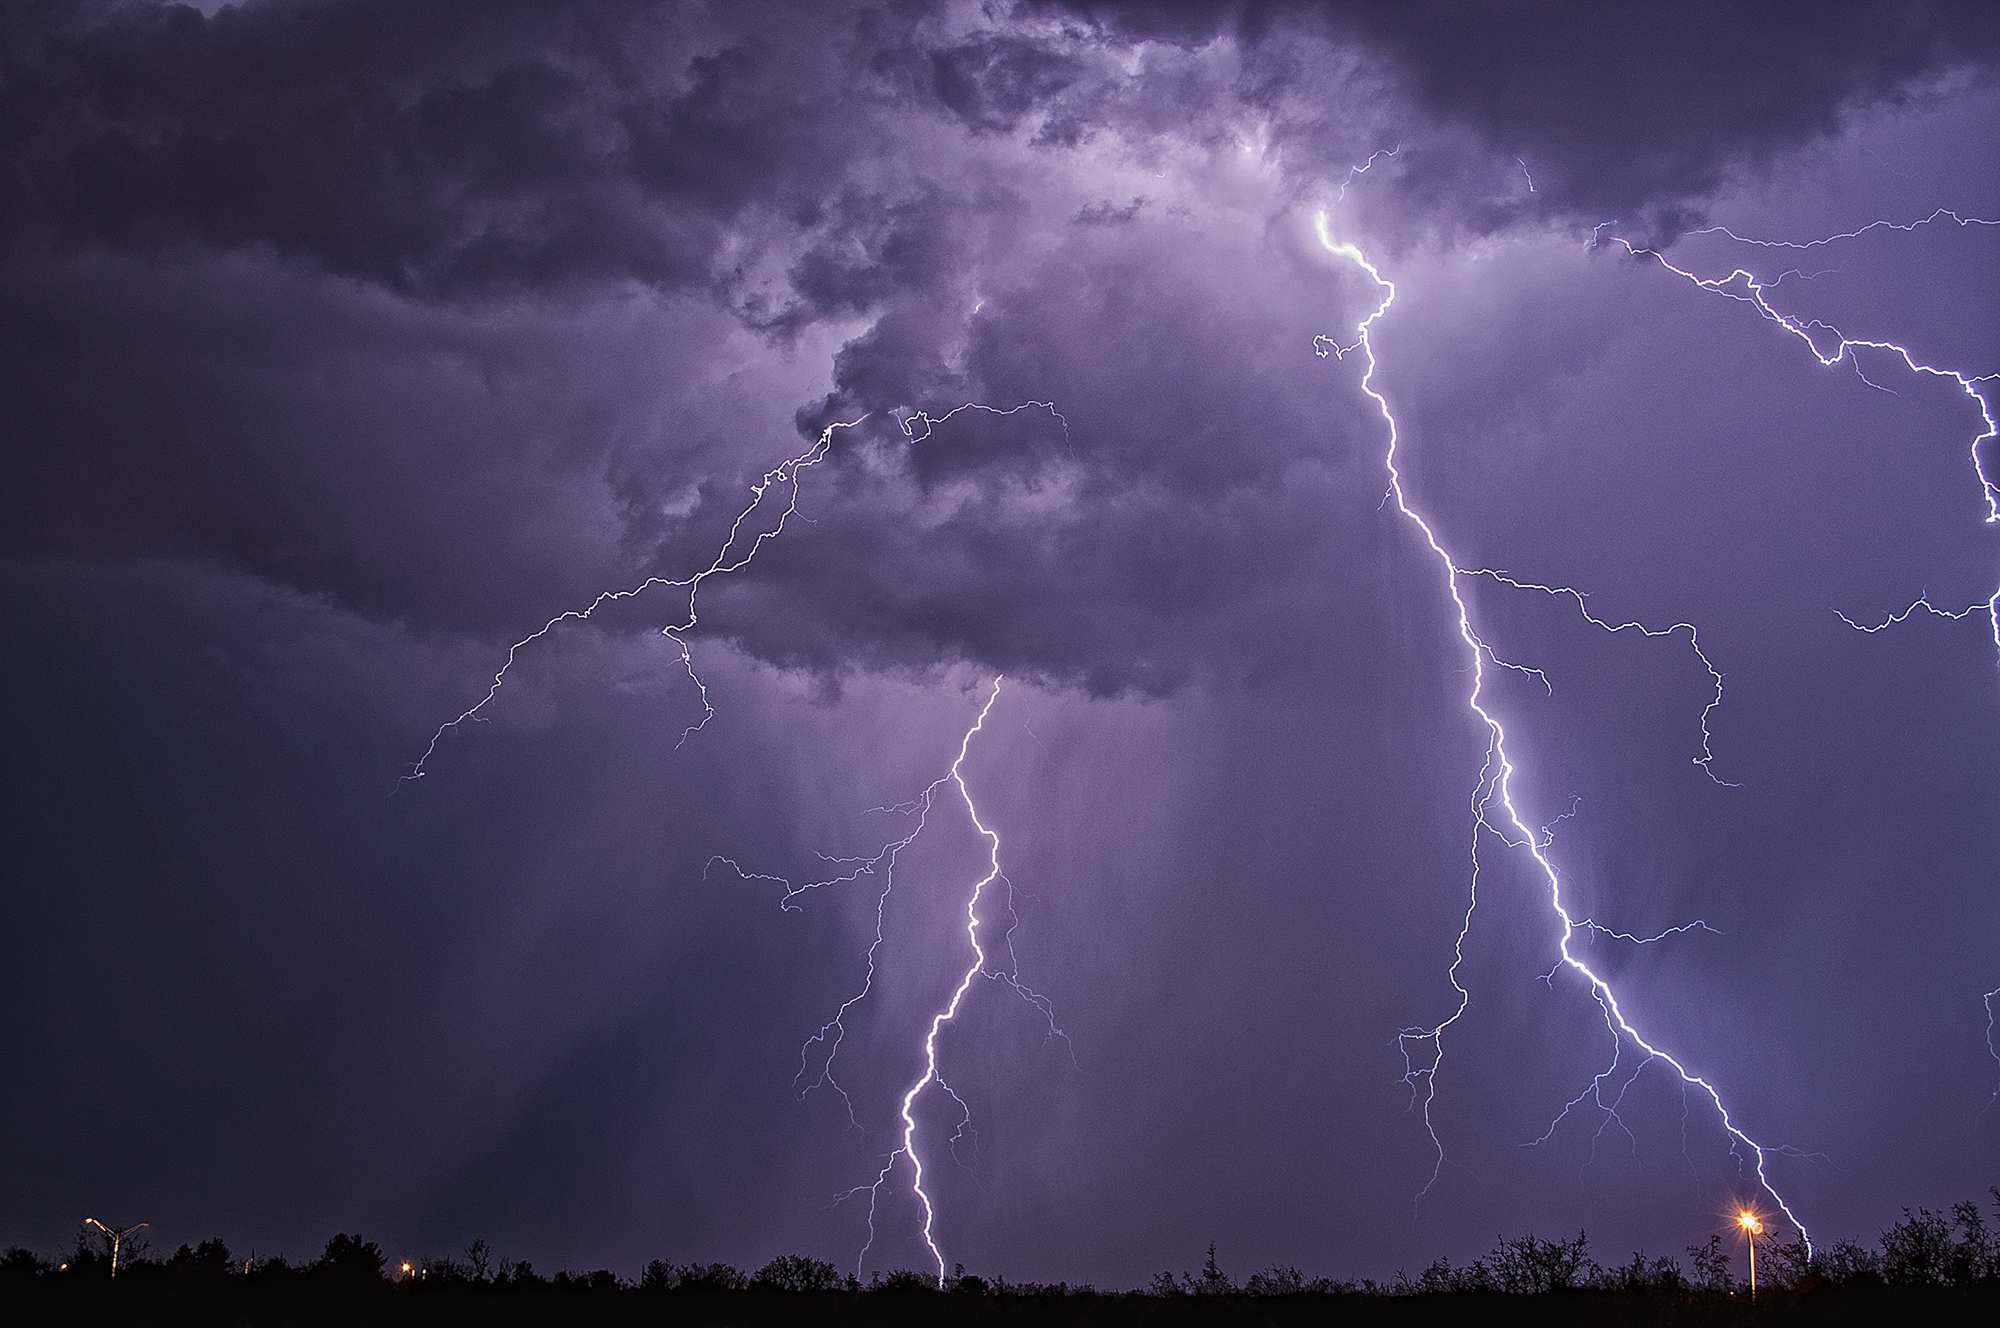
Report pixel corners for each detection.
[84,1219,148,1279]
[1736,1210,1762,1297]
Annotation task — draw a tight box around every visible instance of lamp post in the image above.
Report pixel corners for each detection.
[84,1219,147,1279]
[1736,1210,1763,1296]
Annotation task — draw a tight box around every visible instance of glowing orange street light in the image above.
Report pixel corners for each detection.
[1736,1209,1763,1296]
[84,1219,148,1279]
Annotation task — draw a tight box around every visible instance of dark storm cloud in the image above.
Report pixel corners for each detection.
[0,0,928,297]
[0,0,1407,696]
[1040,0,2000,232]
[6,0,1995,695]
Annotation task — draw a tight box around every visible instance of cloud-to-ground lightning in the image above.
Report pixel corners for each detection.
[1312,205,1813,1243]
[713,676,1067,1284]
[405,419,863,781]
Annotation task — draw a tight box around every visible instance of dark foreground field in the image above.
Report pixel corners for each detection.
[4,1279,2000,1328]
[12,1196,1999,1327]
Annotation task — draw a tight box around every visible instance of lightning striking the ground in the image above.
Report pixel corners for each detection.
[712,676,1066,1285]
[405,419,862,781]
[1311,206,1812,1243]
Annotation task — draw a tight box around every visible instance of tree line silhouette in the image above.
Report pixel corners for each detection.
[4,1191,1998,1324]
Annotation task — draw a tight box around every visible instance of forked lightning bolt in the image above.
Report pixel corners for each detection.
[405,419,863,781]
[1312,208,1812,1244]
[1609,210,2000,1104]
[714,676,1065,1284]
[1605,214,2000,656]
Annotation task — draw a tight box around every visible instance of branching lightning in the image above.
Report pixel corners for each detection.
[405,419,863,781]
[1608,210,2000,1106]
[1605,214,2000,659]
[712,676,1067,1285]
[1312,207,1812,1244]
[899,400,1073,456]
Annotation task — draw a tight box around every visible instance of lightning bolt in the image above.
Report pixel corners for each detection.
[898,399,1073,455]
[1606,210,2000,1109]
[1313,207,1813,1245]
[1604,214,2000,657]
[405,419,864,781]
[714,676,1066,1284]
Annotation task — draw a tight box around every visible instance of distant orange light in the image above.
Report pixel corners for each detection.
[1737,1210,1763,1234]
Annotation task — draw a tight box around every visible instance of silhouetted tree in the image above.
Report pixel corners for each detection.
[639,1260,746,1292]
[1596,1250,1685,1294]
[1397,1255,1485,1294]
[1686,1234,1735,1293]
[497,1257,541,1285]
[1487,1230,1593,1293]
[1947,1195,1998,1283]
[1242,1263,1352,1294]
[754,1253,843,1291]
[1,1247,52,1282]
[312,1233,385,1287]
[63,1225,112,1280]
[1762,1234,1816,1290]
[1820,1237,1882,1284]
[165,1238,232,1280]
[1881,1206,1955,1285]
[237,1252,293,1281]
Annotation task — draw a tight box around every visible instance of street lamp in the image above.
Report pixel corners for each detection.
[1736,1209,1763,1296]
[84,1219,148,1279]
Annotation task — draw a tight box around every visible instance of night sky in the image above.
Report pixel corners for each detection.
[4,0,1999,1288]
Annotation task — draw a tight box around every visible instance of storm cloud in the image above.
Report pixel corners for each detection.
[3,0,1998,1290]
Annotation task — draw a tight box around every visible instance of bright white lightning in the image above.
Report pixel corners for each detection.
[713,676,1065,1284]
[898,399,1073,455]
[1313,208,1812,1245]
[405,419,863,781]
[1605,215,2000,658]
[1608,210,2000,1104]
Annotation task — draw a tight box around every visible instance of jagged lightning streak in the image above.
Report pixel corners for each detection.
[404,420,862,780]
[1312,209,1811,1243]
[899,399,1073,454]
[713,676,1065,1283]
[1608,210,2000,1106]
[840,677,1067,1285]
[1605,214,2000,658]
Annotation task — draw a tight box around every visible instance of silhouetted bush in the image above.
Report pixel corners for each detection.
[1243,1263,1355,1294]
[870,1268,941,1292]
[1489,1230,1594,1293]
[1685,1233,1735,1293]
[1819,1236,1882,1283]
[1,1247,51,1282]
[1594,1250,1685,1294]
[637,1259,742,1291]
[497,1257,542,1285]
[755,1253,845,1291]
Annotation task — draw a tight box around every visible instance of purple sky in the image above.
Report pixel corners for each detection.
[4,0,1998,1287]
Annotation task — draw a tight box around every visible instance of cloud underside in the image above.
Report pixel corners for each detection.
[4,0,1995,692]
